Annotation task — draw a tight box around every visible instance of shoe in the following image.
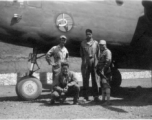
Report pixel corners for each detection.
[84,97,90,101]
[73,101,79,105]
[50,99,55,105]
[101,100,106,103]
[102,101,112,106]
[60,97,66,104]
[94,96,100,102]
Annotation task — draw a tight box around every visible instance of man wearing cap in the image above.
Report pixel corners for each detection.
[80,29,100,102]
[50,62,80,105]
[46,35,69,81]
[96,40,112,105]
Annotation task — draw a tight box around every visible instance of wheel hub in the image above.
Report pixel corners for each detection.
[22,81,38,95]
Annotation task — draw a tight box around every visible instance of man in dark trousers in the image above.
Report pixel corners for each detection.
[80,29,100,102]
[50,62,80,105]
[96,40,112,105]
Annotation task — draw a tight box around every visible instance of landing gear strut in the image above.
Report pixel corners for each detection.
[16,48,45,101]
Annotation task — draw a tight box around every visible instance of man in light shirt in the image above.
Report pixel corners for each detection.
[46,35,69,81]
[96,40,112,105]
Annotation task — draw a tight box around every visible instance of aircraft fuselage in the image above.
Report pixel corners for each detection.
[0,1,143,49]
[1,0,152,70]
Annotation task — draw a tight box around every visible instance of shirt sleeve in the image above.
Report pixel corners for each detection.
[80,42,84,59]
[68,72,78,86]
[52,73,64,92]
[52,73,60,87]
[65,48,69,60]
[47,46,55,56]
[104,50,112,68]
[96,43,100,60]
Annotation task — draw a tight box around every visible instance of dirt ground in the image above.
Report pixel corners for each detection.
[0,78,152,119]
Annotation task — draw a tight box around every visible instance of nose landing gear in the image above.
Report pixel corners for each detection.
[16,48,45,101]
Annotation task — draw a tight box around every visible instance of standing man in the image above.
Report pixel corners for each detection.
[80,29,100,101]
[46,35,69,81]
[50,62,80,105]
[96,40,112,105]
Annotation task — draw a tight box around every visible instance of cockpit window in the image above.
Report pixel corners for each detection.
[27,0,42,8]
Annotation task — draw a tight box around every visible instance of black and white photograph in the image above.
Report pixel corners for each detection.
[0,0,152,119]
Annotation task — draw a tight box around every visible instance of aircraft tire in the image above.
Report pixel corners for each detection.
[15,85,22,100]
[16,76,30,100]
[111,68,122,88]
[16,77,42,101]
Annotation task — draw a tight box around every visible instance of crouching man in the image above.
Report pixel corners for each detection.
[96,40,112,105]
[50,62,80,105]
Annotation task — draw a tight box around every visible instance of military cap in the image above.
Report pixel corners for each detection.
[99,40,106,45]
[60,35,67,40]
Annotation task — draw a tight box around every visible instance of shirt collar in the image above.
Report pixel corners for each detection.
[86,38,94,46]
[101,47,107,52]
[58,45,65,51]
[61,71,70,77]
